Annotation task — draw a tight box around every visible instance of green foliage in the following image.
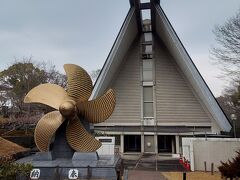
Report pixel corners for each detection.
[219,150,240,178]
[4,63,46,92]
[0,58,67,114]
[0,62,47,113]
[0,160,32,179]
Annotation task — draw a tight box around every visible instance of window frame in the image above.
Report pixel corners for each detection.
[143,86,154,118]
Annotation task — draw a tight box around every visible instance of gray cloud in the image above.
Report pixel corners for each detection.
[0,0,239,96]
[161,0,240,95]
[0,0,129,72]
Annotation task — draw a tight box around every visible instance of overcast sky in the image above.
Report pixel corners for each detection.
[0,0,240,96]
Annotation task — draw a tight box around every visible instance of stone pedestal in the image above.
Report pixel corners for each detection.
[16,152,121,180]
[16,119,122,179]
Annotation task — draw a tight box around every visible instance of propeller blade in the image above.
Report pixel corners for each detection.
[24,83,69,110]
[64,64,93,101]
[66,116,101,152]
[77,89,116,124]
[34,111,65,152]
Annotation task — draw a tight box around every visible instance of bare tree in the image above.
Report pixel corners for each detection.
[90,69,101,83]
[211,9,240,78]
[217,81,240,137]
[35,60,67,88]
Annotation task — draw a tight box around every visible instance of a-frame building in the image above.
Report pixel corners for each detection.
[91,0,231,154]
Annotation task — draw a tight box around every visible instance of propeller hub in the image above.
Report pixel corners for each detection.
[59,100,76,117]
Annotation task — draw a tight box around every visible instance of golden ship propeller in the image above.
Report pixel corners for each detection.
[24,64,115,152]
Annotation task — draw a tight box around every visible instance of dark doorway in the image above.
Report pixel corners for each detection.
[158,135,174,153]
[124,135,141,152]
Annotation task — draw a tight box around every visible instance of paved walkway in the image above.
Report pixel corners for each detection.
[127,170,167,180]
[122,153,186,172]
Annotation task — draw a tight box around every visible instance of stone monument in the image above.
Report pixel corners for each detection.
[17,64,121,180]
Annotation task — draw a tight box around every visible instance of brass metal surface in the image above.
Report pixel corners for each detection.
[77,89,116,123]
[64,64,93,101]
[59,100,76,118]
[66,116,101,152]
[24,64,116,153]
[34,111,65,152]
[24,83,68,110]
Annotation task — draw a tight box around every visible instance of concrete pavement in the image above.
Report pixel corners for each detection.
[122,153,186,172]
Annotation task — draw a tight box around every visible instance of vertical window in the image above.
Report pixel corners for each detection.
[143,60,153,81]
[142,44,152,59]
[142,44,152,54]
[114,135,120,146]
[143,32,152,42]
[142,20,152,32]
[140,0,150,3]
[141,9,151,21]
[141,8,153,119]
[141,9,151,32]
[143,86,153,117]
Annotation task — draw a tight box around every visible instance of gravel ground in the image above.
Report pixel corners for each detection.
[128,170,167,180]
[162,171,222,180]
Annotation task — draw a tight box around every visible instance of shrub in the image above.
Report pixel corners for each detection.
[219,150,240,178]
[0,159,32,179]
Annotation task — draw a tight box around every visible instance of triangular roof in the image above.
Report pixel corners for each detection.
[91,0,231,132]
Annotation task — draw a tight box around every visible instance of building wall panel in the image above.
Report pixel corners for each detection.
[155,39,212,124]
[102,40,141,124]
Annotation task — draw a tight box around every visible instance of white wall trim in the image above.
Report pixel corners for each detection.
[94,122,212,127]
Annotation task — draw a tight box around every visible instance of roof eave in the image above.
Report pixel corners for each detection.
[91,7,139,99]
[153,3,232,132]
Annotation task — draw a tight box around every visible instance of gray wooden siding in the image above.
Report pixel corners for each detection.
[92,8,138,98]
[154,39,213,124]
[103,40,141,124]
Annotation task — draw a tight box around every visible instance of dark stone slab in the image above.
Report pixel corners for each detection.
[72,152,99,161]
[15,118,122,179]
[16,154,122,180]
[33,152,53,161]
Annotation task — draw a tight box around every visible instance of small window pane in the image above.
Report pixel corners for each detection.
[143,60,152,70]
[143,87,153,101]
[143,102,153,117]
[114,135,120,145]
[143,60,152,81]
[142,44,152,54]
[140,0,150,3]
[144,33,152,42]
[142,19,152,32]
[142,54,152,59]
[141,9,151,20]
[143,71,152,81]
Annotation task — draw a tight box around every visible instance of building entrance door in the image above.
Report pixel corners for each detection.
[158,135,174,153]
[124,135,141,152]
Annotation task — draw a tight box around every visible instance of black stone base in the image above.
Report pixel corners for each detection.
[16,153,122,180]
